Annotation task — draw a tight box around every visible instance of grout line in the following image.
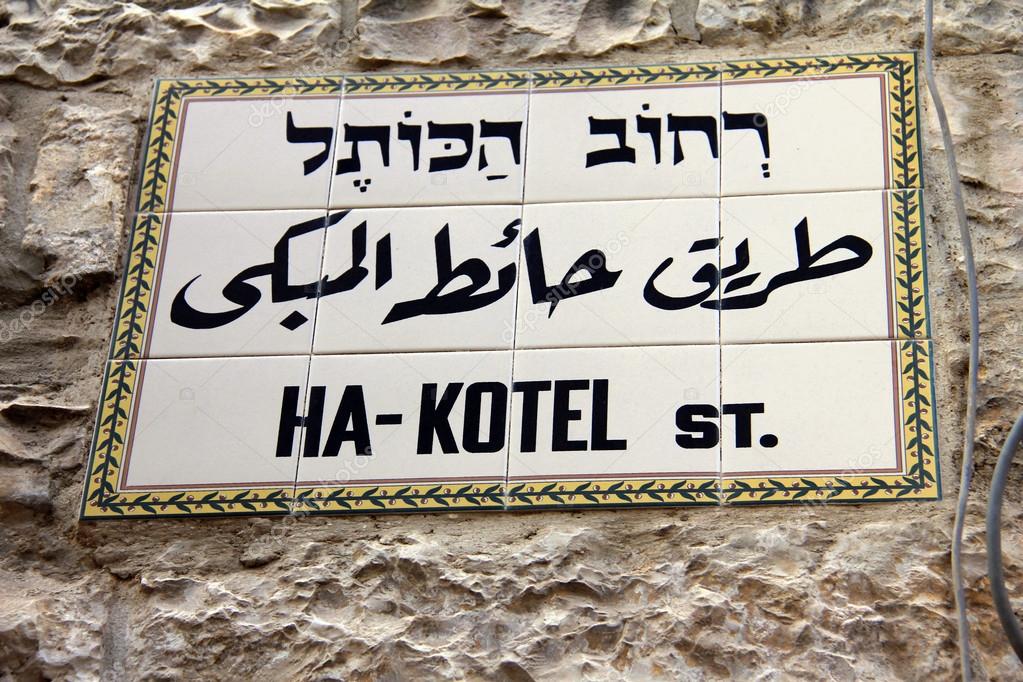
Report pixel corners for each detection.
[502,73,533,510]
[290,81,345,507]
[716,73,725,507]
[146,188,928,217]
[149,186,923,215]
[124,335,933,364]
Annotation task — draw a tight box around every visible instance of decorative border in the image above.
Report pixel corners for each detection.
[83,56,932,519]
[722,339,940,504]
[889,189,931,339]
[293,483,505,514]
[505,478,719,509]
[346,70,529,94]
[721,52,922,191]
[531,62,719,88]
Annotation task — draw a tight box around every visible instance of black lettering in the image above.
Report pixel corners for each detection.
[462,382,508,453]
[590,379,626,450]
[276,385,304,457]
[722,402,765,448]
[553,379,589,451]
[417,383,462,454]
[322,386,372,456]
[675,403,719,449]
[512,380,551,453]
[302,386,326,457]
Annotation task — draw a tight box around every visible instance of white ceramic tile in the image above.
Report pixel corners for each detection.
[720,75,887,196]
[328,90,528,208]
[114,356,308,490]
[313,205,521,354]
[515,198,719,348]
[168,95,340,211]
[295,350,512,488]
[507,345,719,483]
[720,340,903,477]
[718,190,894,343]
[525,82,720,203]
[145,211,325,358]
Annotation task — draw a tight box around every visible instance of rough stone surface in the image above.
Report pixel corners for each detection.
[1,0,1022,679]
[24,102,135,289]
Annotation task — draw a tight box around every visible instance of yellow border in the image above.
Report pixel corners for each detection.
[721,52,914,80]
[531,63,719,89]
[890,189,931,339]
[505,477,719,508]
[294,483,504,514]
[345,70,529,94]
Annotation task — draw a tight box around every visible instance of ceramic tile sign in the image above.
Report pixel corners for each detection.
[81,54,939,519]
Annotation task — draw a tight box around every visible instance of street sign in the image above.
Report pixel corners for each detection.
[81,53,938,518]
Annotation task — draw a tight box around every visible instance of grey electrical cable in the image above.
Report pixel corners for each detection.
[987,412,1023,661]
[923,1,981,680]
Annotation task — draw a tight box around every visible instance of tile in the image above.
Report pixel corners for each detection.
[141,210,326,358]
[526,65,721,203]
[720,340,940,504]
[329,78,529,208]
[293,350,511,513]
[81,356,309,518]
[507,345,720,508]
[313,205,522,354]
[719,189,930,343]
[166,92,340,211]
[515,198,719,348]
[721,71,888,196]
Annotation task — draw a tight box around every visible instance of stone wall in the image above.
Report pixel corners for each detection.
[1,1,1021,679]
